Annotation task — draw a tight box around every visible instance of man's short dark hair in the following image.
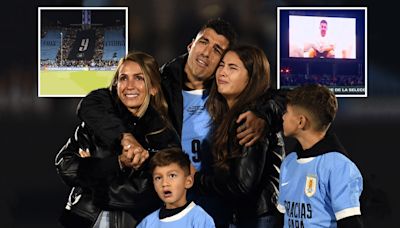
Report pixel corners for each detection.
[200,18,237,47]
[149,147,191,176]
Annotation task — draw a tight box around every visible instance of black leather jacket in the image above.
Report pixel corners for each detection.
[77,54,190,140]
[55,89,180,227]
[159,53,189,136]
[194,90,285,223]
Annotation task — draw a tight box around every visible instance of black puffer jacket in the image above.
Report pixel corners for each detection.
[55,89,180,227]
[194,89,285,223]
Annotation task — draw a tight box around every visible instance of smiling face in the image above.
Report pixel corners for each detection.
[152,163,193,209]
[116,60,149,115]
[185,28,229,89]
[215,50,249,107]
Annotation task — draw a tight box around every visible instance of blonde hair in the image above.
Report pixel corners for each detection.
[109,51,168,118]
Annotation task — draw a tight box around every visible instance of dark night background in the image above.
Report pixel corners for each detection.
[0,0,397,227]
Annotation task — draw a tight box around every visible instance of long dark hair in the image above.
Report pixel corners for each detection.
[206,44,270,169]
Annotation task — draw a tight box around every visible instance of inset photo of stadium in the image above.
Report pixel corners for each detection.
[38,7,128,97]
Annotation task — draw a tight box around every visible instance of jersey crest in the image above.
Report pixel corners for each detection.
[305,175,317,197]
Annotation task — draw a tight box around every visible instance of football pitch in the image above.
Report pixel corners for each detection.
[39,70,114,97]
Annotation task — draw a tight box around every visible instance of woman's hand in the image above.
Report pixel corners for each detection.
[79,148,91,157]
[119,133,149,169]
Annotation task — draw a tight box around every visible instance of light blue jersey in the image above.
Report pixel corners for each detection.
[137,202,215,228]
[181,90,211,170]
[278,152,363,228]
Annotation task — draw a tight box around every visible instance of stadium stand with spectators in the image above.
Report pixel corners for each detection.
[40,29,61,62]
[102,26,125,61]
[40,25,124,70]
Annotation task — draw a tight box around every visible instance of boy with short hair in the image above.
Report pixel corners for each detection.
[137,148,215,228]
[278,84,364,228]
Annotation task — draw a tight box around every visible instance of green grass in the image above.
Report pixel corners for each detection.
[39,70,114,96]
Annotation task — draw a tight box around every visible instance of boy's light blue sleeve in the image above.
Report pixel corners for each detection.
[136,210,157,228]
[193,206,216,228]
[193,215,215,228]
[136,217,147,228]
[329,155,363,220]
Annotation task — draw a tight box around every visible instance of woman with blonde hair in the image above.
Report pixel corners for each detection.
[56,51,180,227]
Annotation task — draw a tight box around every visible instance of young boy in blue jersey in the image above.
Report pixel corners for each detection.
[278,84,363,228]
[137,147,215,228]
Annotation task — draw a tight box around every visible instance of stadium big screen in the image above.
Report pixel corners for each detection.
[277,7,367,97]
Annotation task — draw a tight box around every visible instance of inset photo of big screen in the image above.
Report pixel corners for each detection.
[277,7,367,97]
[38,7,128,97]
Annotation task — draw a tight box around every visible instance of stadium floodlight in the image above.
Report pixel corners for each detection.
[60,32,63,66]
